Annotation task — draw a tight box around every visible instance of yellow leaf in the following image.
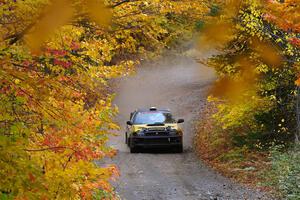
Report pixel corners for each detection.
[14,79,21,84]
[198,22,236,50]
[86,0,112,27]
[210,74,256,103]
[24,0,74,52]
[251,38,283,68]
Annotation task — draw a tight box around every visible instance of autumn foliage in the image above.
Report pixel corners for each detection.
[199,0,300,145]
[0,0,209,199]
[195,0,300,197]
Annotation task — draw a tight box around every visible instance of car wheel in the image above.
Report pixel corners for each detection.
[175,144,183,153]
[130,146,139,153]
[127,136,131,147]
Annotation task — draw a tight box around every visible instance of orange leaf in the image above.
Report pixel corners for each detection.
[295,77,300,86]
[28,173,36,183]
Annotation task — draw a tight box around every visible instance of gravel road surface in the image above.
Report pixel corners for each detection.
[98,51,271,200]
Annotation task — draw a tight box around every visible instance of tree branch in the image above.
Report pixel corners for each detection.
[24,146,75,152]
[4,22,36,45]
[111,0,133,8]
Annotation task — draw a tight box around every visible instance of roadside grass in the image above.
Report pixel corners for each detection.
[194,102,273,192]
[195,102,300,199]
[264,145,300,200]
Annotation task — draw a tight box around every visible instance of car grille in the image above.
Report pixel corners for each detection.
[144,130,169,136]
[134,137,181,145]
[146,138,171,144]
[147,127,166,131]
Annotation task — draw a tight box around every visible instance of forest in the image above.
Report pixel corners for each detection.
[196,1,300,199]
[0,0,299,199]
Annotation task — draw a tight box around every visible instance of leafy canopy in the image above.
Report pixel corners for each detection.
[0,0,209,199]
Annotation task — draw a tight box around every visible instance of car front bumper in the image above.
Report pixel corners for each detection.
[129,135,182,148]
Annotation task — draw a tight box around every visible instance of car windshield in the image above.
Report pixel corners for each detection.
[133,112,176,125]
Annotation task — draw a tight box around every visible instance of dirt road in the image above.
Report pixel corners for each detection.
[99,51,270,200]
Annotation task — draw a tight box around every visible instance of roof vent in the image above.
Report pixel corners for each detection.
[149,107,157,111]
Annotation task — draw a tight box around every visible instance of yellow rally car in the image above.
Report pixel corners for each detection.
[125,107,184,153]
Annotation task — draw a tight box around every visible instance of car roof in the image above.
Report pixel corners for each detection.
[136,108,171,113]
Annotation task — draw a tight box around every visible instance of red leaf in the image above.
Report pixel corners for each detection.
[289,37,300,47]
[28,173,36,183]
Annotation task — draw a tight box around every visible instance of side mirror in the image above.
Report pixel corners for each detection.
[130,112,134,119]
[177,119,184,123]
[127,121,133,126]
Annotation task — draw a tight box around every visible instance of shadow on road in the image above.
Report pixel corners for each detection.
[130,147,192,154]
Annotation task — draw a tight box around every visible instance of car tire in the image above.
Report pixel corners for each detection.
[175,144,183,153]
[130,146,139,153]
[127,136,131,147]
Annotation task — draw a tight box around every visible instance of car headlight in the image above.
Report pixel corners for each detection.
[139,130,145,136]
[169,129,179,135]
[134,130,144,136]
